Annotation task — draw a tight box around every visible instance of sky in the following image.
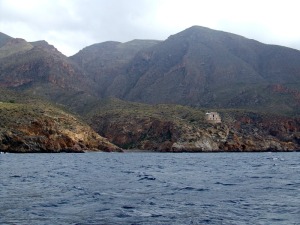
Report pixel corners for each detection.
[1,0,300,56]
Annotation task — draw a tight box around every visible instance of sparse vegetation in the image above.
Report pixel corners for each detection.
[1,28,300,152]
[0,92,120,153]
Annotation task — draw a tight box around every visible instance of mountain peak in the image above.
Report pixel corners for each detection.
[31,40,61,54]
[31,40,50,46]
[0,38,33,59]
[6,38,28,45]
[169,25,248,44]
[180,25,234,35]
[170,25,215,37]
[184,25,213,31]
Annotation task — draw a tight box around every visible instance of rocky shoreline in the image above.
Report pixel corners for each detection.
[0,102,121,153]
[1,102,299,153]
[89,107,300,153]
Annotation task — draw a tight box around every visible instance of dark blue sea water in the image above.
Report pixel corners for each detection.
[1,152,299,225]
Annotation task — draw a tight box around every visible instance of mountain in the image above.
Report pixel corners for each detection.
[0,38,34,59]
[3,27,300,115]
[70,39,160,97]
[0,36,96,100]
[1,28,300,152]
[0,35,121,153]
[73,26,300,115]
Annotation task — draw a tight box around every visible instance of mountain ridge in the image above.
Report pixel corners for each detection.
[1,26,300,152]
[70,25,300,115]
[70,39,161,97]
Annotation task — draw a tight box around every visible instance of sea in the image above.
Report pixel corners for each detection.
[0,152,299,225]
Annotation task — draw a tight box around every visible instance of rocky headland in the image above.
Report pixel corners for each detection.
[88,99,300,152]
[0,101,121,153]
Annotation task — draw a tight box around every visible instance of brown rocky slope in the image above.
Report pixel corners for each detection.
[0,100,121,153]
[0,34,96,99]
[87,99,300,152]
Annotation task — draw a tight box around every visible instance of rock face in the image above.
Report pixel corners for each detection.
[95,115,300,152]
[214,115,300,152]
[93,116,180,150]
[0,101,121,153]
[0,36,95,97]
[88,99,300,152]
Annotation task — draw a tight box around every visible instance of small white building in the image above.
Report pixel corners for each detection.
[205,112,221,123]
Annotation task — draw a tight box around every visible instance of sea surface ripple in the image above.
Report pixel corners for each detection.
[1,152,299,225]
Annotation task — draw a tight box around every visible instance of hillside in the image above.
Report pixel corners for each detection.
[73,26,300,115]
[0,28,300,152]
[70,39,160,97]
[2,27,300,115]
[0,90,121,153]
[85,98,300,151]
[0,36,96,100]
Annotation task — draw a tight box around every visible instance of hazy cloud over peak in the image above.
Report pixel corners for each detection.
[1,0,300,56]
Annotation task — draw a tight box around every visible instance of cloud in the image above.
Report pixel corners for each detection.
[1,0,300,56]
[0,0,162,55]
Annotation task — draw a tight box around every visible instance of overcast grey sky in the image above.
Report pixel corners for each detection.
[1,0,300,56]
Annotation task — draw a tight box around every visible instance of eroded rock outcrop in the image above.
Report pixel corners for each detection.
[89,104,300,152]
[0,102,121,153]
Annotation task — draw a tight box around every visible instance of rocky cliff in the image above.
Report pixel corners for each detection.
[87,99,300,152]
[0,100,121,153]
